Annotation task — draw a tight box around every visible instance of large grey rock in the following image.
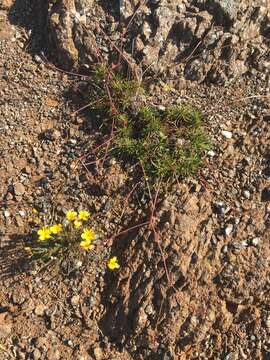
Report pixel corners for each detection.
[48,0,270,83]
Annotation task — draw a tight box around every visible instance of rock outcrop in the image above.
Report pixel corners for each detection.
[48,0,270,83]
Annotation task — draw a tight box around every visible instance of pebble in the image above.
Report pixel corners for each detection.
[34,54,42,63]
[18,210,26,217]
[157,105,166,111]
[75,260,83,269]
[251,237,260,246]
[213,201,227,215]
[241,240,249,247]
[225,352,238,360]
[4,210,10,218]
[221,130,233,139]
[33,348,42,360]
[243,190,250,199]
[13,182,25,196]
[34,304,47,316]
[225,224,234,236]
[12,291,26,305]
[71,295,80,306]
[222,245,228,254]
[239,348,248,359]
[207,150,216,157]
[93,347,103,360]
[265,315,270,330]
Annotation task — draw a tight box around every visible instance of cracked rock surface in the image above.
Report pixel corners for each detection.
[48,0,270,83]
[0,1,270,359]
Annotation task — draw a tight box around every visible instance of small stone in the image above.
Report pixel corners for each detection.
[213,201,226,215]
[251,237,260,246]
[12,290,26,305]
[47,349,60,360]
[243,190,250,199]
[33,348,42,360]
[93,347,103,360]
[34,304,47,316]
[157,105,166,111]
[207,150,215,157]
[6,192,13,200]
[71,295,80,306]
[225,352,238,360]
[75,260,83,269]
[18,210,26,217]
[13,182,25,196]
[110,158,117,165]
[221,130,233,139]
[241,240,248,247]
[265,315,270,331]
[222,245,228,253]
[15,215,24,227]
[0,312,12,336]
[225,224,233,236]
[34,54,42,63]
[4,210,10,218]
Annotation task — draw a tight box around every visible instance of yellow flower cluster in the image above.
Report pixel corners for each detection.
[34,208,121,273]
[37,223,62,241]
[66,210,90,222]
[65,209,95,251]
[80,228,96,251]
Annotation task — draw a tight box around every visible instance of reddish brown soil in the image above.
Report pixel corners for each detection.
[0,1,270,360]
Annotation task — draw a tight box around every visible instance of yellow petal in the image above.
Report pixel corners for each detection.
[74,220,82,228]
[108,256,120,270]
[66,210,78,221]
[78,210,90,221]
[50,224,62,234]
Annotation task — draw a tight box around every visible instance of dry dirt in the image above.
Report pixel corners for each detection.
[0,1,270,360]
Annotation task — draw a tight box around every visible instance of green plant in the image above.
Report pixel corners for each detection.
[80,65,210,180]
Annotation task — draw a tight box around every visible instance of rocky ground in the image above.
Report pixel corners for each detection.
[0,0,270,359]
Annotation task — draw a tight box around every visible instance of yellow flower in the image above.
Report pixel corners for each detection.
[49,224,63,234]
[108,256,120,270]
[74,220,82,228]
[29,208,41,224]
[66,210,77,221]
[37,227,52,241]
[81,228,96,242]
[80,239,94,251]
[78,210,90,221]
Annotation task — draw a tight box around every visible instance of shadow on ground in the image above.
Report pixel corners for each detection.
[0,233,33,280]
[8,0,49,54]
